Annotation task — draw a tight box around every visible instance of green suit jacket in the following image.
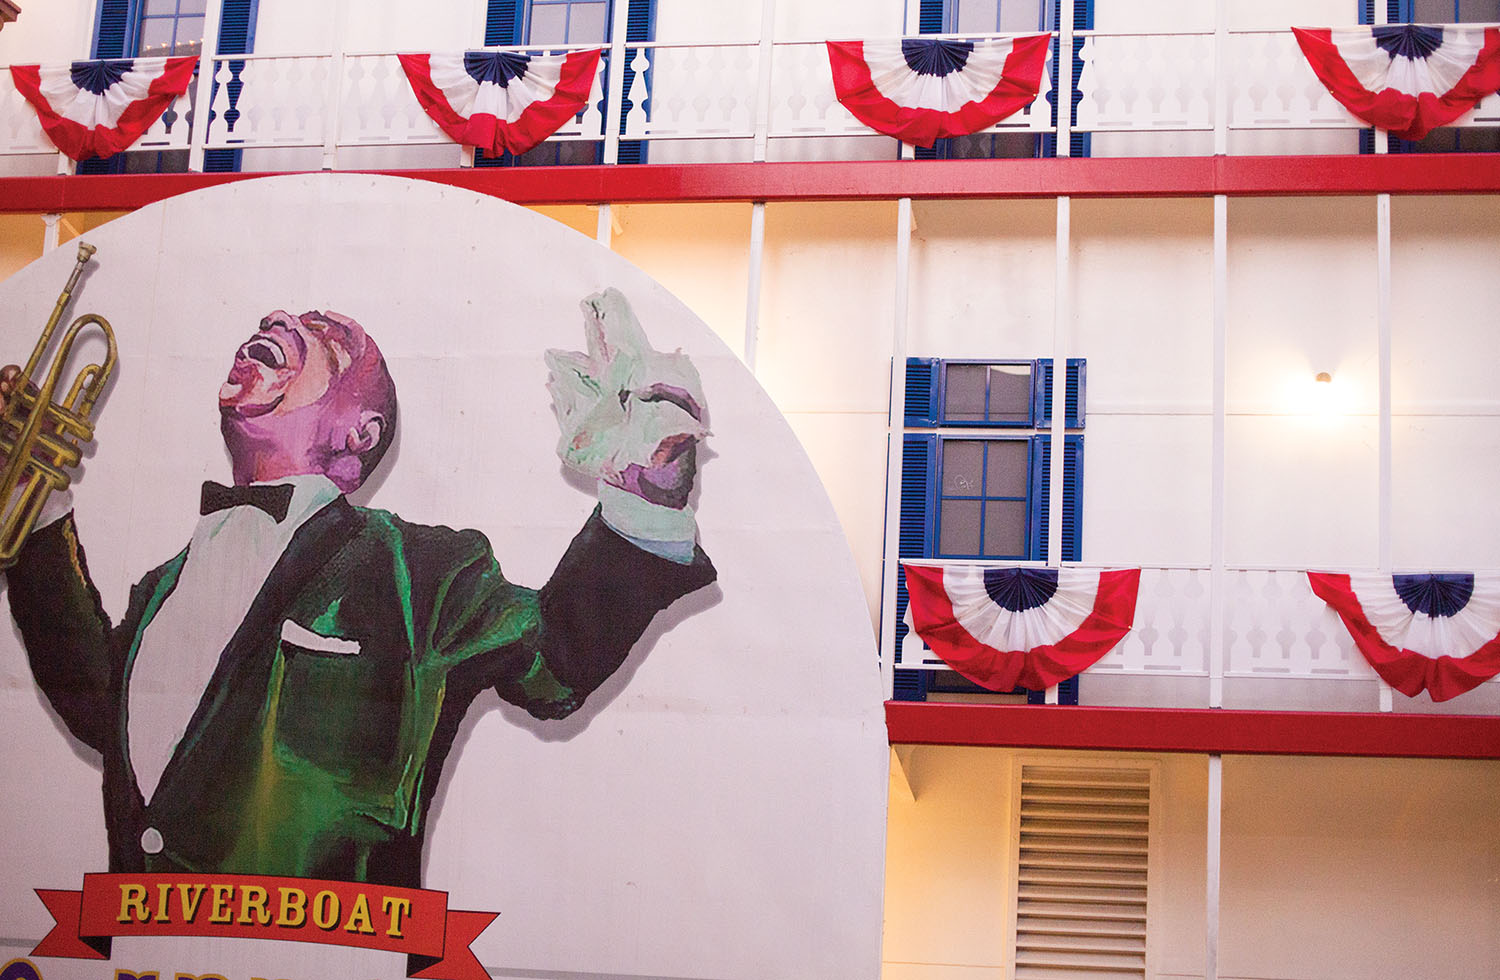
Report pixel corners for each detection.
[8,497,715,887]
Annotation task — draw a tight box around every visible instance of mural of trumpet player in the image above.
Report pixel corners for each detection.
[1,285,716,889]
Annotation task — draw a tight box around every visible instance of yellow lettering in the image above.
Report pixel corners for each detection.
[175,974,228,980]
[382,896,411,939]
[117,883,149,924]
[311,890,340,930]
[276,887,306,928]
[115,971,159,980]
[239,884,270,926]
[177,883,206,922]
[208,884,235,924]
[343,893,375,935]
[154,881,172,922]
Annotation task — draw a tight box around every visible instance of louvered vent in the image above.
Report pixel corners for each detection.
[1014,765,1149,980]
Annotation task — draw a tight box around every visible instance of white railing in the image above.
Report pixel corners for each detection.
[4,29,1497,173]
[895,565,1500,713]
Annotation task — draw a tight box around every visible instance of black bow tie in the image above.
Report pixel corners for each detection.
[200,481,295,522]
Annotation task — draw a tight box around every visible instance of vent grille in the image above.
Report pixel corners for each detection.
[1015,765,1149,980]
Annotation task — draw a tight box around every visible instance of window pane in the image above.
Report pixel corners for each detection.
[171,16,204,55]
[984,440,1029,497]
[983,500,1028,557]
[178,0,208,15]
[1458,0,1500,20]
[941,441,984,495]
[986,364,1032,423]
[568,2,609,43]
[998,0,1043,32]
[528,5,570,44]
[137,18,174,56]
[142,0,180,15]
[939,500,982,556]
[944,364,989,422]
[954,0,998,33]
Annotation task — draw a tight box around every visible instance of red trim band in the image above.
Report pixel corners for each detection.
[885,701,1500,758]
[2,154,1499,213]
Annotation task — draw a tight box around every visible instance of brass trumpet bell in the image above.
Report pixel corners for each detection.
[0,241,117,567]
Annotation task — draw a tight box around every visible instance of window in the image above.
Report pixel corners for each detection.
[84,0,256,174]
[893,357,1085,702]
[1359,0,1500,153]
[914,0,1094,160]
[479,0,655,166]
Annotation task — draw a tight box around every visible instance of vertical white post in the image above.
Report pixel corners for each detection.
[595,203,613,247]
[880,198,914,701]
[319,0,351,170]
[187,0,225,172]
[744,202,767,371]
[600,0,633,165]
[1209,194,1228,709]
[1044,196,1070,705]
[1212,0,1228,156]
[41,213,61,253]
[1206,753,1223,980]
[1377,192,1395,713]
[1056,0,1075,156]
[751,0,777,163]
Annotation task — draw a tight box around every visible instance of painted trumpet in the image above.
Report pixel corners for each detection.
[0,241,117,567]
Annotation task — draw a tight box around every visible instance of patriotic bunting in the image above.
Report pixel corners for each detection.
[398,49,602,157]
[8,56,198,161]
[903,564,1141,692]
[1293,25,1500,140]
[1308,571,1500,701]
[827,35,1051,147]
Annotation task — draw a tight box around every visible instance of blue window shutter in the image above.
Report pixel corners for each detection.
[1070,0,1093,158]
[616,0,657,165]
[905,358,940,427]
[918,0,945,34]
[1035,357,1087,428]
[93,0,133,58]
[485,0,522,45]
[1028,433,1083,562]
[894,433,937,701]
[203,0,258,173]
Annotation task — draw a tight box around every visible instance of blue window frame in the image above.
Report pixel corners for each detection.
[479,0,655,167]
[913,0,1092,160]
[894,357,1085,703]
[1358,0,1500,153]
[84,0,255,174]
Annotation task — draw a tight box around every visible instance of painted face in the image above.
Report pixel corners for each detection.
[219,310,392,490]
[219,310,360,419]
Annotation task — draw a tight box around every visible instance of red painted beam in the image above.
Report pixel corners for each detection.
[2,153,1499,214]
[885,701,1500,760]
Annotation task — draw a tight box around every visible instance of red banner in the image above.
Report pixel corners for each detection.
[32,874,497,980]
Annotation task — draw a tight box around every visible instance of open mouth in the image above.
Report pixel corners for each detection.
[239,335,287,368]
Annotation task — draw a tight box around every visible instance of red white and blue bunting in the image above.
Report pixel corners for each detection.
[827,35,1051,147]
[8,56,198,161]
[1293,25,1500,141]
[902,564,1141,692]
[398,49,602,157]
[1308,571,1500,701]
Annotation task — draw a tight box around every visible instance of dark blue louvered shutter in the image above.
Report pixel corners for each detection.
[615,0,656,164]
[203,0,258,172]
[485,0,522,45]
[1034,357,1086,428]
[905,358,940,427]
[79,0,136,172]
[893,433,937,701]
[1028,432,1082,562]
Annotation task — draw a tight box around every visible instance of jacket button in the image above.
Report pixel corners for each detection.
[140,827,164,854]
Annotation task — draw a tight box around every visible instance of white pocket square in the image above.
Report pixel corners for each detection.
[280,619,361,656]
